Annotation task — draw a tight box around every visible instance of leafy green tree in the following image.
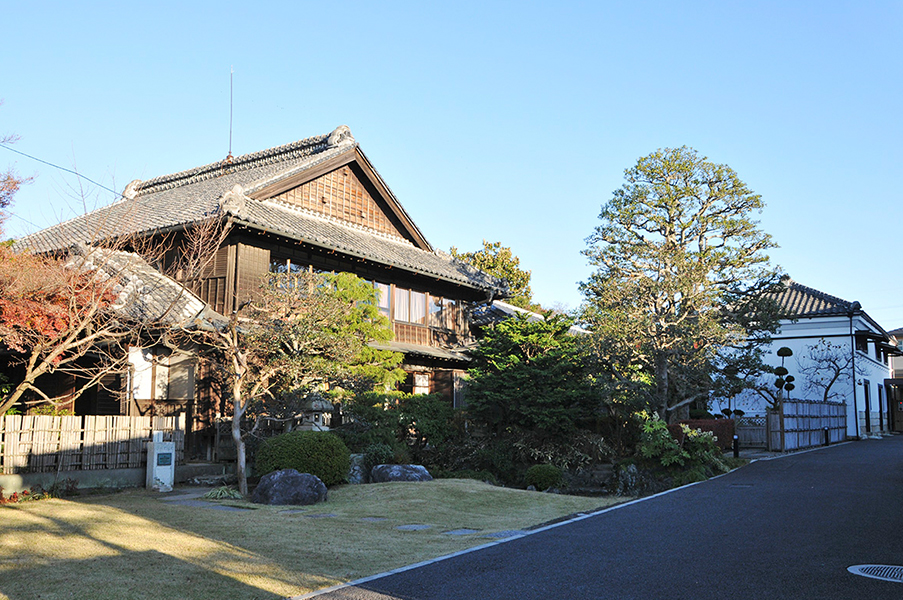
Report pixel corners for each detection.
[196,270,405,495]
[466,313,597,435]
[450,240,535,309]
[581,147,782,422]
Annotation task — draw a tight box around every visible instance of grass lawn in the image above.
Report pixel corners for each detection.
[0,480,626,600]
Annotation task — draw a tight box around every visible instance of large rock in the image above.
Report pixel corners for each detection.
[370,464,433,483]
[347,453,367,485]
[251,469,327,505]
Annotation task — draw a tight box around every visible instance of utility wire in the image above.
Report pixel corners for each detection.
[0,142,123,199]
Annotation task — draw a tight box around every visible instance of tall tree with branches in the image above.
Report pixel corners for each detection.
[192,270,404,496]
[581,147,782,422]
[450,240,535,310]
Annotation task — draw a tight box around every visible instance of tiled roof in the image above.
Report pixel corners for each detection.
[16,126,506,295]
[65,244,227,329]
[773,278,857,318]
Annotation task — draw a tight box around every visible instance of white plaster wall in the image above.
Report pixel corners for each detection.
[711,314,892,438]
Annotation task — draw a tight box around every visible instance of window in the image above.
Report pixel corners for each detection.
[410,291,426,324]
[373,282,390,318]
[878,385,885,431]
[269,258,305,274]
[429,297,457,330]
[394,288,410,322]
[393,287,428,325]
[855,335,868,354]
[863,380,872,433]
[413,373,430,395]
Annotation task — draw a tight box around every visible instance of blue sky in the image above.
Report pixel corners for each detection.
[3,1,902,327]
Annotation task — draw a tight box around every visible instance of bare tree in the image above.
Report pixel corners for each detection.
[797,339,863,403]
[184,270,404,496]
[0,106,33,220]
[0,240,219,415]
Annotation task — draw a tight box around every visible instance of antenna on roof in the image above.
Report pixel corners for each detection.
[227,66,234,163]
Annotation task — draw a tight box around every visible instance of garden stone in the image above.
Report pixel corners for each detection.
[370,464,433,483]
[251,469,327,505]
[347,453,367,484]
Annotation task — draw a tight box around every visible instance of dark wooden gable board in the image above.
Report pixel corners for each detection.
[249,148,431,251]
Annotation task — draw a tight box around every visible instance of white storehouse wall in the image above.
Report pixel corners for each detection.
[712,314,892,438]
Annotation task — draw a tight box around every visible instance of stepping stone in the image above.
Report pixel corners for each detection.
[483,530,527,539]
[395,524,432,531]
[206,505,252,511]
[443,529,479,536]
[166,499,212,508]
[360,517,388,523]
[304,513,337,519]
[159,493,209,501]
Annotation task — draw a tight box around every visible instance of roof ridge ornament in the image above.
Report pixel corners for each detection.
[122,180,142,200]
[327,125,354,148]
[220,184,247,218]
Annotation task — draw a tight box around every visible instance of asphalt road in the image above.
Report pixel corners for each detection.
[305,436,903,600]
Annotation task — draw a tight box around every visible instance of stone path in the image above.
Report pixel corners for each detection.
[155,487,525,539]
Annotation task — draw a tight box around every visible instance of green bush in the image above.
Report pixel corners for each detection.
[363,442,396,472]
[255,431,351,486]
[524,464,563,491]
[338,391,457,466]
[637,414,689,467]
[636,412,729,477]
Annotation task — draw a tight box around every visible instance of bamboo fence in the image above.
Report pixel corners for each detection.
[768,400,846,451]
[0,414,184,474]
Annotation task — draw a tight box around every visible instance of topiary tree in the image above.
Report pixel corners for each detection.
[773,346,796,400]
[255,431,351,486]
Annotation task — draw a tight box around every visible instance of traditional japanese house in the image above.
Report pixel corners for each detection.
[17,126,508,432]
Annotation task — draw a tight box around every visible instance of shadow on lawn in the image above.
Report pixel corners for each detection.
[0,501,324,600]
[0,549,283,600]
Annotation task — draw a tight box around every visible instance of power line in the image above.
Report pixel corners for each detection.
[0,142,123,199]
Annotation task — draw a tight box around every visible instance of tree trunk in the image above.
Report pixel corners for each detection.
[231,374,249,497]
[232,411,248,496]
[654,351,670,421]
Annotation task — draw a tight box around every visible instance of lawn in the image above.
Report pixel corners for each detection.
[0,480,625,600]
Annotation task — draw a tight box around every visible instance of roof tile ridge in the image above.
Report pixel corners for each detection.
[14,196,130,249]
[262,197,416,246]
[136,133,332,196]
[787,280,853,309]
[242,145,352,197]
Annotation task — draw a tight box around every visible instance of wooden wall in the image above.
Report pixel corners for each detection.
[272,165,408,239]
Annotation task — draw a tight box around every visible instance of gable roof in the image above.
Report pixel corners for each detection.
[65,243,227,329]
[775,277,889,337]
[773,278,858,318]
[16,126,506,295]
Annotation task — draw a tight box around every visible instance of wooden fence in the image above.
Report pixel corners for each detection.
[736,416,767,449]
[768,400,846,452]
[0,414,184,474]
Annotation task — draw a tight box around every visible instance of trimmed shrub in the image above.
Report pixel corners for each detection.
[363,442,395,472]
[524,464,563,491]
[256,431,351,486]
